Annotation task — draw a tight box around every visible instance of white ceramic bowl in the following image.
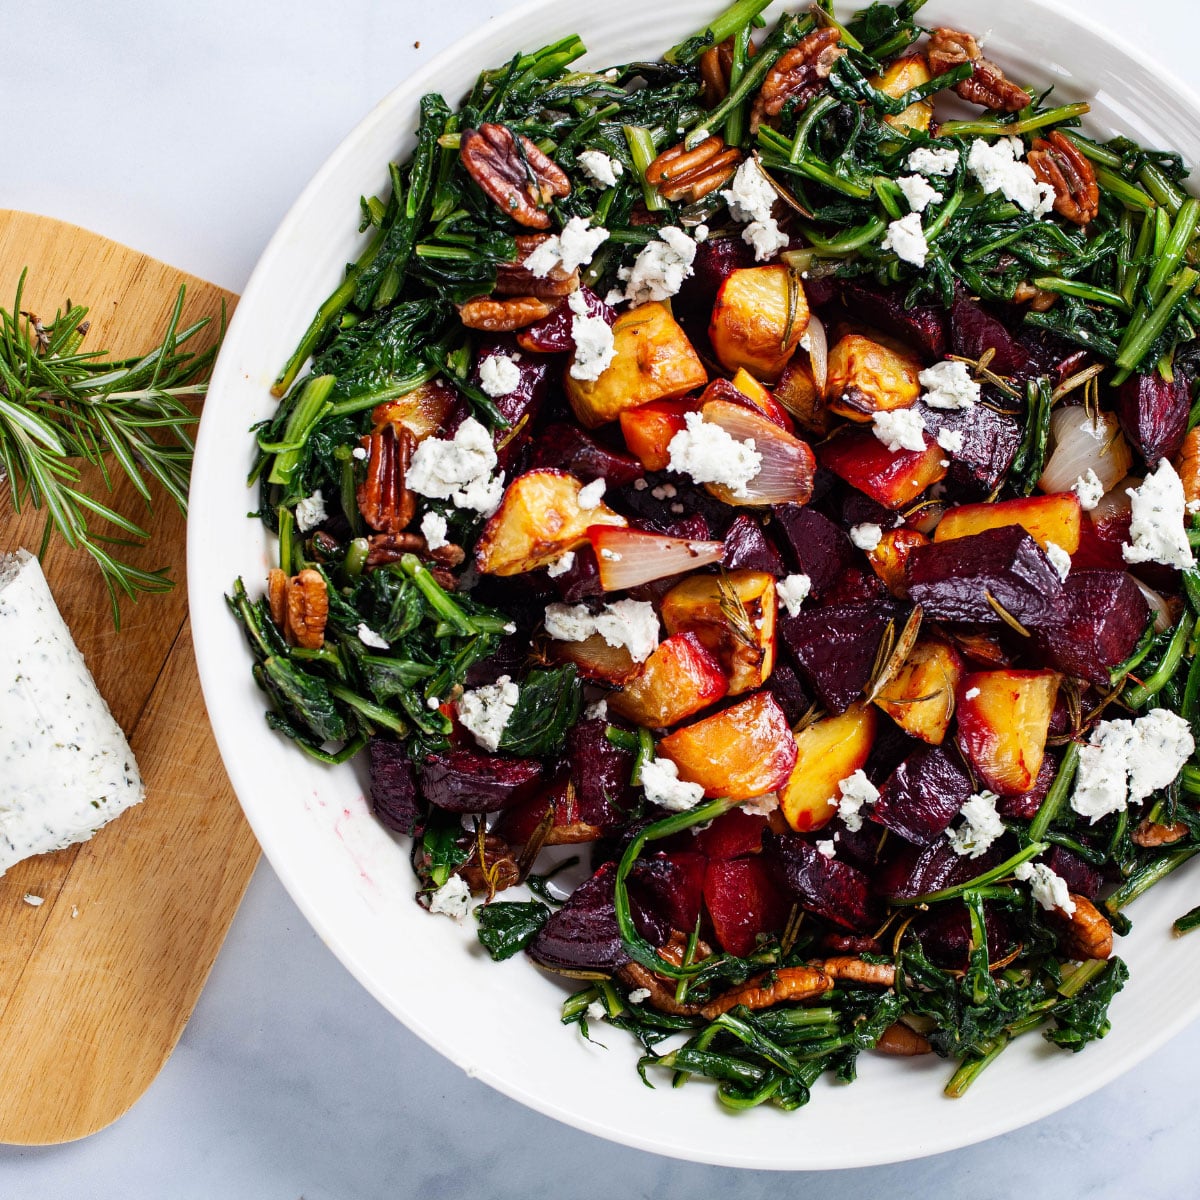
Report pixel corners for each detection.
[190,0,1200,1169]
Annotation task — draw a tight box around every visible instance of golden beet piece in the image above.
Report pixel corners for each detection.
[709,265,809,383]
[874,638,964,746]
[826,333,922,420]
[871,54,933,132]
[779,703,877,833]
[609,633,729,727]
[934,492,1083,555]
[474,469,625,575]
[565,302,707,428]
[866,528,929,598]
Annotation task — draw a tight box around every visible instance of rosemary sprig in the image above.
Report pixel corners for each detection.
[0,272,219,624]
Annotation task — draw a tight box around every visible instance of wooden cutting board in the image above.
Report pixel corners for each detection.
[0,211,259,1145]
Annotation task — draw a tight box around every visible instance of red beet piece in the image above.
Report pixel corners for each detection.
[1033,569,1151,685]
[872,744,974,847]
[766,659,812,725]
[763,832,877,931]
[772,505,855,595]
[692,808,771,860]
[546,541,604,602]
[918,398,1021,497]
[368,737,423,834]
[905,525,1063,627]
[1116,371,1190,466]
[642,851,707,934]
[841,280,948,362]
[704,857,791,956]
[820,566,890,606]
[722,514,787,575]
[1073,511,1128,571]
[675,236,757,312]
[779,600,895,713]
[566,717,636,826]
[914,903,1017,970]
[473,341,552,470]
[418,748,544,813]
[530,422,644,486]
[950,293,1031,377]
[1044,845,1108,900]
[875,837,1005,902]
[517,286,615,353]
[997,751,1059,820]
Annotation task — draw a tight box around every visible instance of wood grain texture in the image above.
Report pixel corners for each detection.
[0,210,259,1145]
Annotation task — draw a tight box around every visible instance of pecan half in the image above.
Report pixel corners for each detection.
[1028,130,1100,225]
[284,568,329,650]
[1176,426,1200,510]
[1013,281,1059,311]
[1132,818,1189,847]
[365,532,465,571]
[758,29,844,120]
[267,567,287,628]
[460,123,570,229]
[1057,894,1113,961]
[874,1022,933,1056]
[494,233,580,298]
[819,956,896,987]
[357,424,416,534]
[615,963,701,1016]
[645,135,743,203]
[457,833,522,899]
[458,295,553,331]
[927,27,1030,112]
[699,35,758,107]
[700,964,832,1019]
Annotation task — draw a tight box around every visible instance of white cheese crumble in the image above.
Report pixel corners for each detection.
[967,137,1056,216]
[694,224,710,242]
[837,770,880,832]
[946,791,1005,858]
[1045,541,1072,581]
[965,686,981,700]
[850,523,884,552]
[543,599,660,663]
[584,697,608,721]
[640,756,705,811]
[23,893,43,907]
[1014,860,1076,916]
[420,511,449,551]
[1072,708,1194,822]
[667,411,762,498]
[816,839,837,860]
[577,149,623,189]
[720,158,790,259]
[740,791,780,816]
[627,987,652,1004]
[1072,468,1105,511]
[599,547,621,561]
[407,417,504,516]
[356,623,390,650]
[620,226,698,304]
[907,145,960,176]
[576,477,607,510]
[881,212,929,268]
[546,550,576,578]
[455,675,520,753]
[776,573,812,617]
[919,360,981,409]
[428,874,472,920]
[294,489,327,532]
[586,999,607,1022]
[937,427,965,454]
[566,289,617,382]
[897,173,942,213]
[352,445,368,460]
[1122,459,1195,570]
[525,215,610,277]
[872,407,927,453]
[477,353,521,398]
[743,217,790,261]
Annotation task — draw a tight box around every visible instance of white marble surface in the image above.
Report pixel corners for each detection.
[4,0,1200,1194]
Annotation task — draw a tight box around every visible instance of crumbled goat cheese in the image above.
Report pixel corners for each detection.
[1072,708,1195,822]
[426,696,442,710]
[937,427,965,454]
[776,573,812,617]
[816,839,837,860]
[1014,861,1076,916]
[640,756,705,812]
[906,145,960,176]
[428,875,472,920]
[742,217,790,261]
[837,770,879,832]
[896,173,942,213]
[455,675,520,753]
[1123,459,1195,569]
[720,158,789,258]
[584,697,608,721]
[356,623,390,650]
[586,999,607,1022]
[294,489,327,532]
[1045,541,1072,581]
[420,511,449,551]
[576,477,606,511]
[667,411,762,498]
[546,550,576,578]
[351,445,368,460]
[872,407,927,453]
[407,417,504,515]
[627,987,652,1004]
[567,289,617,382]
[881,212,928,267]
[1190,499,1200,515]
[740,791,779,817]
[946,791,1004,858]
[543,599,660,662]
[577,149,623,189]
[477,353,522,398]
[965,687,981,700]
[850,523,884,552]
[1072,468,1105,511]
[525,215,609,277]
[23,893,43,907]
[694,224,710,242]
[919,360,981,409]
[967,137,1056,216]
[620,226,698,304]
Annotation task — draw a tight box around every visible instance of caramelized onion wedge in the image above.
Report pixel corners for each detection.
[699,399,816,506]
[588,526,725,590]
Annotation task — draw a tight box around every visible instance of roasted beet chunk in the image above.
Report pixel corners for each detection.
[640,851,706,934]
[722,513,787,574]
[547,541,604,602]
[919,398,1021,497]
[772,505,855,596]
[841,280,948,362]
[418,748,544,813]
[704,857,791,956]
[1116,371,1190,465]
[473,342,552,471]
[517,286,615,352]
[950,293,1032,377]
[872,744,974,846]
[905,525,1062,627]
[779,600,895,713]
[1034,569,1151,685]
[765,659,813,726]
[674,235,757,313]
[875,837,1005,902]
[763,832,877,930]
[1044,845,1109,901]
[529,423,644,486]
[368,738,423,834]
[914,903,1017,970]
[566,717,635,826]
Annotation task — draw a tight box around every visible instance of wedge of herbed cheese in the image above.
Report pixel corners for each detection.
[0,550,144,872]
